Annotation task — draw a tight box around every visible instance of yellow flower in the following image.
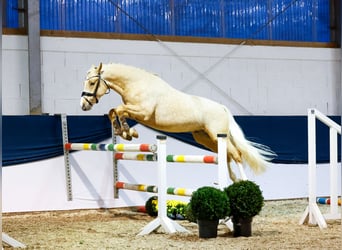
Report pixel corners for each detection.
[146,197,188,217]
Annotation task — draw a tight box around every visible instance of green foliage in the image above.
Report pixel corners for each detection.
[224,180,264,219]
[184,203,196,223]
[189,186,230,221]
[145,196,158,217]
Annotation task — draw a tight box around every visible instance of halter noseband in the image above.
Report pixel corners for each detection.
[81,73,110,106]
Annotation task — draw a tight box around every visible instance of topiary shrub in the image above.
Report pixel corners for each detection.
[224,180,264,219]
[189,186,230,221]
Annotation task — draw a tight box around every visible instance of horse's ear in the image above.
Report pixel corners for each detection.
[97,63,103,74]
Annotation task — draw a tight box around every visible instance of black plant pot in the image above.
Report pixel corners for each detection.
[197,219,219,238]
[232,217,252,237]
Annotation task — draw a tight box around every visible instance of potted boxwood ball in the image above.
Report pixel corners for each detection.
[224,180,264,237]
[189,186,230,238]
[184,203,196,223]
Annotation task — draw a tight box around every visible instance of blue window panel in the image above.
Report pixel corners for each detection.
[269,0,330,42]
[5,0,20,28]
[3,0,332,42]
[118,0,171,35]
[173,0,222,38]
[223,0,268,40]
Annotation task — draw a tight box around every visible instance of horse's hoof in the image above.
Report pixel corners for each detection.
[108,109,116,120]
[122,132,132,141]
[129,128,139,138]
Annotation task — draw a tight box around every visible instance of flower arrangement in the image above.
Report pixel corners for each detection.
[145,196,188,219]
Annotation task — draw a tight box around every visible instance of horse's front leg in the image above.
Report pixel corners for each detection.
[108,108,137,140]
[119,115,139,141]
[108,108,123,136]
[115,105,140,140]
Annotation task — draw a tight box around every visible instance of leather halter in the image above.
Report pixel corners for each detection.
[81,73,110,106]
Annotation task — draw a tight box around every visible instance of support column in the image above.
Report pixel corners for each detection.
[1,2,3,247]
[339,0,342,237]
[27,0,42,114]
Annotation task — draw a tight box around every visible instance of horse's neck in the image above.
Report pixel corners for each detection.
[103,63,172,94]
[103,64,140,92]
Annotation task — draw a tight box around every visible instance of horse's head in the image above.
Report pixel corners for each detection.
[80,62,110,111]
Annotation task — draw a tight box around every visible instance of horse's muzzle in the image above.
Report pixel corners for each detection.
[80,98,92,111]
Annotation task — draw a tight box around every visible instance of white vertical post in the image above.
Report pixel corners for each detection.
[307,109,317,225]
[157,135,167,220]
[217,134,230,189]
[299,109,327,228]
[138,135,189,235]
[329,128,338,217]
[217,134,235,231]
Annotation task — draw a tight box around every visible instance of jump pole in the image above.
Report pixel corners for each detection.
[317,197,342,206]
[65,142,157,152]
[138,135,189,235]
[116,181,194,196]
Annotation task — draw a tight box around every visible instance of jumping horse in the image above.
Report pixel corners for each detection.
[80,63,275,182]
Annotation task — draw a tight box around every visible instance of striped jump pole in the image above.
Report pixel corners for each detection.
[116,181,194,196]
[166,154,217,164]
[161,134,231,190]
[65,142,157,153]
[316,197,342,206]
[114,152,156,161]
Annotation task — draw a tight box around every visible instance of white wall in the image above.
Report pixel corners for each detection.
[2,35,341,115]
[2,36,30,114]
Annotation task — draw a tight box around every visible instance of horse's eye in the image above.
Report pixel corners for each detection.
[89,81,95,86]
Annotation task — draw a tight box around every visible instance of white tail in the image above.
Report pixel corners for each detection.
[228,112,276,174]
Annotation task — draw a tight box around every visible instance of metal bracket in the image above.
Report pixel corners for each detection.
[112,122,119,198]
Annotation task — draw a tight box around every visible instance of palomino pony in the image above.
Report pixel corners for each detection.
[80,63,274,182]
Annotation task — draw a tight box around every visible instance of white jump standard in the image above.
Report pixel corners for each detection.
[138,135,189,235]
[299,108,341,229]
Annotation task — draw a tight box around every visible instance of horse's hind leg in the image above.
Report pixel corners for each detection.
[227,162,237,183]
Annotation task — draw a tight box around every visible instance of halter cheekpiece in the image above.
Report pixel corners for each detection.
[81,73,110,106]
